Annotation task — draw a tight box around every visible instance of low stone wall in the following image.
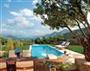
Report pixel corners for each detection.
[75,58,90,71]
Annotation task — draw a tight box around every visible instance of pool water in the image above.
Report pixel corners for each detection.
[31,45,64,59]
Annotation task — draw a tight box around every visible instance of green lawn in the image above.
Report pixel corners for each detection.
[67,45,84,54]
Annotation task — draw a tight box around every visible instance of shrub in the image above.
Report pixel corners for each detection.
[59,63,72,71]
[2,52,8,58]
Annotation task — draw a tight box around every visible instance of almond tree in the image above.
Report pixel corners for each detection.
[34,0,90,61]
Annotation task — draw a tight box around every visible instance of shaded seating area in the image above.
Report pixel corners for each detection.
[55,41,70,49]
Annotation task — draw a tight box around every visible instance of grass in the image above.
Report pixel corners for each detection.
[21,45,30,50]
[67,45,84,54]
[0,45,7,51]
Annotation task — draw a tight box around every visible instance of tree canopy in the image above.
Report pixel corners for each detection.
[34,0,90,37]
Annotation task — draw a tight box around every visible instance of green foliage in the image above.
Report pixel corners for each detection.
[6,39,15,51]
[21,45,29,50]
[59,63,72,71]
[34,36,65,44]
[2,52,8,58]
[34,4,44,15]
[0,45,7,51]
[0,36,31,51]
[68,45,84,54]
[34,0,90,37]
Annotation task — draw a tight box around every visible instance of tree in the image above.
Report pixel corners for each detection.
[0,39,2,48]
[34,0,90,61]
[6,39,14,51]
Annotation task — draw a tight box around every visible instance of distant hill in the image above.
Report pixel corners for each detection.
[63,28,87,39]
[1,34,38,40]
[44,29,70,38]
[0,27,86,40]
[0,28,70,40]
[44,27,87,39]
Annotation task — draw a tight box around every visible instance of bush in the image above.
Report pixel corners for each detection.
[2,52,8,58]
[59,63,72,71]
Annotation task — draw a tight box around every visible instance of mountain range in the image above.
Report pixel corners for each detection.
[44,29,70,38]
[1,28,84,39]
[0,28,70,39]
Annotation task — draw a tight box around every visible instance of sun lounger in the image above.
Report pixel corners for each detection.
[55,41,70,49]
[0,62,7,71]
[16,61,34,71]
[22,50,31,57]
[9,50,17,58]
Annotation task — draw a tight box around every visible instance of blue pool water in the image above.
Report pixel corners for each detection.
[31,45,64,59]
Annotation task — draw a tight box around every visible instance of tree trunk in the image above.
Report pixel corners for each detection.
[65,22,90,62]
[79,35,90,61]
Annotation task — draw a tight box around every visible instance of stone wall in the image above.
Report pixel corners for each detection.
[75,58,90,71]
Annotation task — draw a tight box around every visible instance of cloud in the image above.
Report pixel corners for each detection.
[32,0,41,8]
[1,1,60,38]
[7,16,34,27]
[13,9,43,22]
[1,23,51,38]
[1,28,26,38]
[20,8,33,16]
[32,0,38,5]
[10,9,34,17]
[2,8,57,38]
[31,15,43,22]
[10,12,20,16]
[9,9,37,27]
[9,8,44,28]
[34,30,46,36]
[14,16,30,26]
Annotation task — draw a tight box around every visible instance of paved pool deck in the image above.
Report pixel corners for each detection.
[61,49,85,64]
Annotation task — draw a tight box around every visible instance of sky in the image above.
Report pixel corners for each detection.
[0,0,61,38]
[0,0,90,39]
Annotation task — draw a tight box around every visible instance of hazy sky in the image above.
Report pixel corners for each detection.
[0,0,61,38]
[0,0,90,38]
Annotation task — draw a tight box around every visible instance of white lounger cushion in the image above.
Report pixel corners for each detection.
[48,54,57,59]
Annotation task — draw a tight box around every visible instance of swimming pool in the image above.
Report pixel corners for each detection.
[31,44,64,59]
